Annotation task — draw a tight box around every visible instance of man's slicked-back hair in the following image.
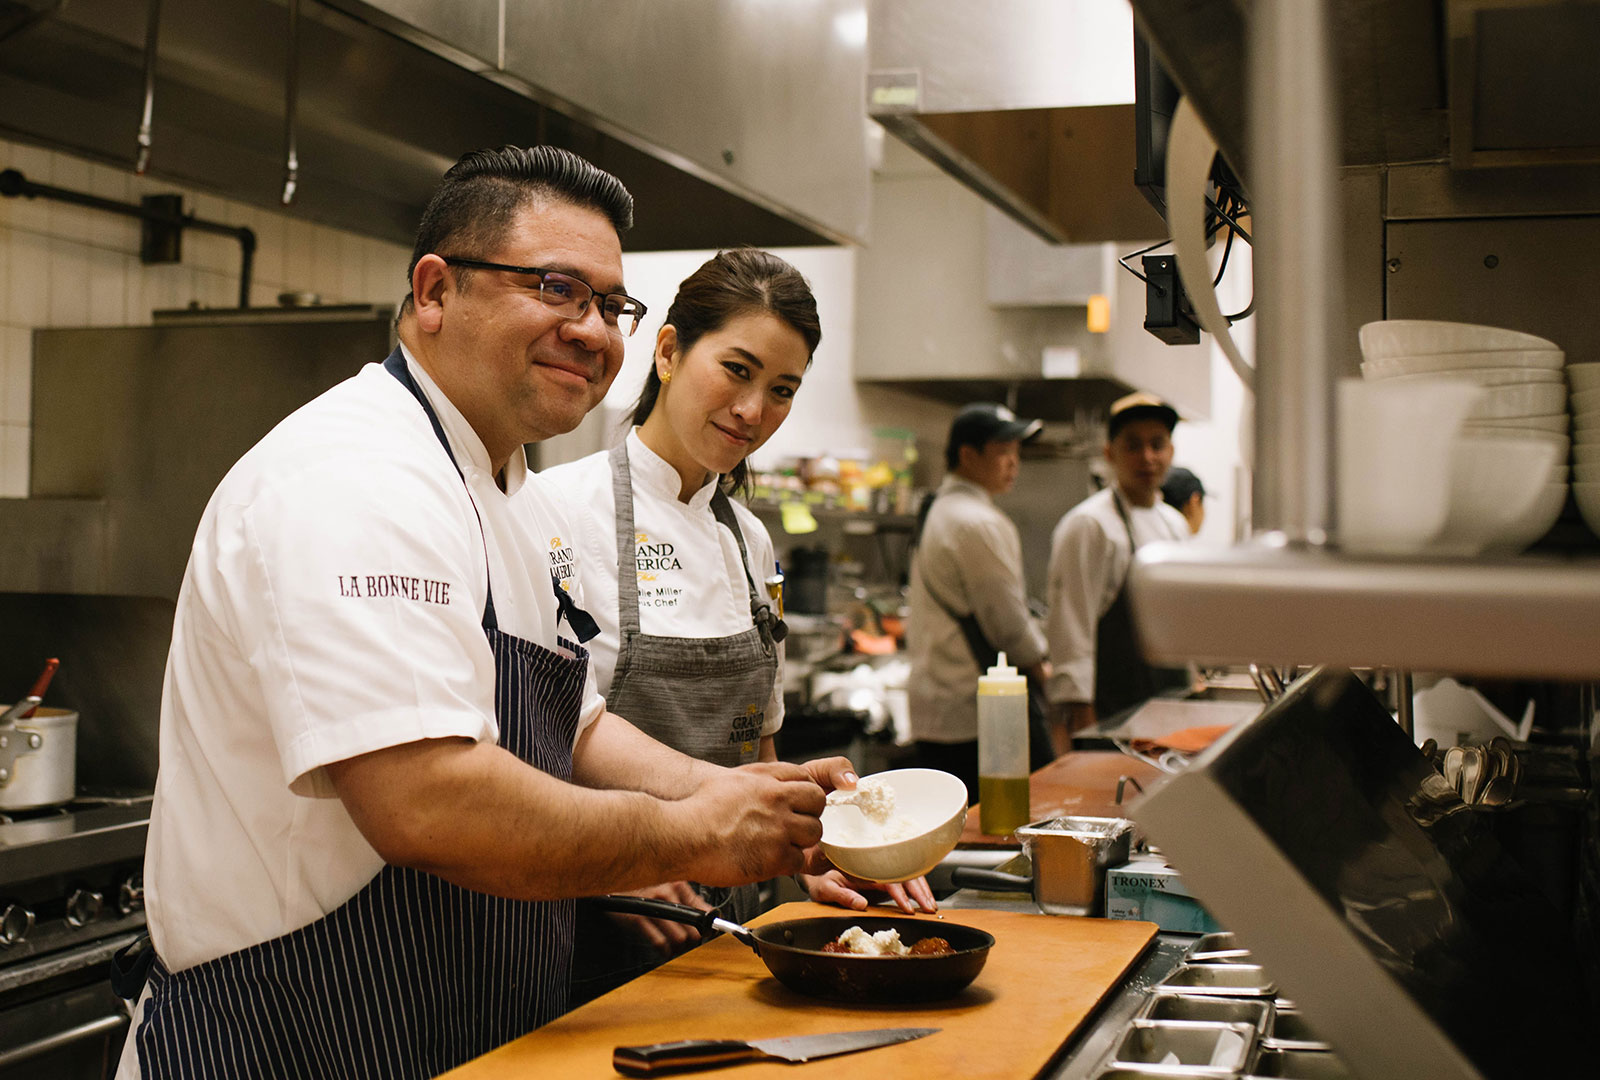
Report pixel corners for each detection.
[400,145,634,315]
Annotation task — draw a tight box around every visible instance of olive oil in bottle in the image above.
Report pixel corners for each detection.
[977,652,1030,835]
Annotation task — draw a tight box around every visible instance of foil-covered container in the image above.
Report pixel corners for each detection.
[1013,815,1135,916]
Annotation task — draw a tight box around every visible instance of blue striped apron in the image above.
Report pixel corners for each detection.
[133,348,594,1078]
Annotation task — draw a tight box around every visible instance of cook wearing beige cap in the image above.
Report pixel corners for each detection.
[1044,393,1191,743]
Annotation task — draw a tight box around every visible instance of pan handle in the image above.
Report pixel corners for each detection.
[591,895,759,950]
[948,867,1033,893]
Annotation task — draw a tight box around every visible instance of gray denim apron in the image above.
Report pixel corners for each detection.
[1093,489,1190,724]
[129,348,596,1078]
[569,442,782,1003]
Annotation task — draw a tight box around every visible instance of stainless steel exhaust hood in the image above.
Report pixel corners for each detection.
[867,0,1166,244]
[0,0,869,250]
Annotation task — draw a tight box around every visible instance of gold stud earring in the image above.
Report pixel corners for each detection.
[660,369,672,384]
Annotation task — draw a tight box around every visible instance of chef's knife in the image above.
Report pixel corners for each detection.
[613,1026,938,1075]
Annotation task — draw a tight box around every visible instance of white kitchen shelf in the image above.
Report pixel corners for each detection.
[1129,539,1600,679]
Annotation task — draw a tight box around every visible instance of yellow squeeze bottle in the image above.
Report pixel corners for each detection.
[977,652,1030,836]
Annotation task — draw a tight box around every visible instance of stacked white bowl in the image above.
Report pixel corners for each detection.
[1568,362,1600,536]
[1357,320,1568,554]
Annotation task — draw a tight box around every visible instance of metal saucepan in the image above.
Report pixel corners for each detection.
[591,896,994,1004]
[1,659,75,810]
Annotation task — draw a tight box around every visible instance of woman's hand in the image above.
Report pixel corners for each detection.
[602,881,713,956]
[800,870,937,915]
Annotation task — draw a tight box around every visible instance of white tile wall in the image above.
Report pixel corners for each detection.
[0,136,412,496]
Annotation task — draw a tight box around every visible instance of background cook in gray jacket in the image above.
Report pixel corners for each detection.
[906,403,1050,800]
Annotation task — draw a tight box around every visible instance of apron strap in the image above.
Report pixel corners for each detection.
[383,347,499,632]
[551,575,600,643]
[110,932,155,1000]
[1109,488,1141,579]
[609,442,785,647]
[710,488,787,646]
[608,443,645,637]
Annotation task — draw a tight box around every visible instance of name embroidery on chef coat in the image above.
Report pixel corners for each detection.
[337,574,451,604]
[548,535,579,592]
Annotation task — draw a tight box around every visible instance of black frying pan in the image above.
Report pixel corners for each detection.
[591,896,994,1003]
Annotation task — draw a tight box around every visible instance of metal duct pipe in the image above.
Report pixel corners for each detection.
[1248,0,1341,544]
[281,0,299,206]
[0,169,257,309]
[135,0,162,175]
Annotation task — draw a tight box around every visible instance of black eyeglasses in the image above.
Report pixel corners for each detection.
[439,256,648,337]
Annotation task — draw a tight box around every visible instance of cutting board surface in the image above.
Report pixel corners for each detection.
[443,903,1155,1080]
[961,751,1166,846]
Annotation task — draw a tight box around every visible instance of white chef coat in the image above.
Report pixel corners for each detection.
[906,474,1048,744]
[1045,485,1190,705]
[141,346,606,976]
[536,429,784,735]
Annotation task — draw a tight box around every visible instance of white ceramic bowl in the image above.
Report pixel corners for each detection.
[1463,413,1569,433]
[1575,445,1600,465]
[1482,483,1569,554]
[819,769,969,884]
[1468,382,1567,420]
[1359,319,1561,360]
[1574,482,1600,540]
[1433,437,1561,555]
[1567,363,1600,393]
[1571,386,1600,413]
[1576,464,1600,483]
[1572,409,1600,427]
[1577,429,1600,445]
[1362,362,1565,385]
[1459,426,1570,458]
[1338,379,1481,554]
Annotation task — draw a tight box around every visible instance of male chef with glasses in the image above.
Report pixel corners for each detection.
[115,146,853,1079]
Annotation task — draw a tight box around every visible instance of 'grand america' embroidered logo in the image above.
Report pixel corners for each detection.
[548,536,577,592]
[729,702,763,746]
[634,531,683,575]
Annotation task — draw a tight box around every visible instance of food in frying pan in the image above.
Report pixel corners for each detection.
[819,926,955,957]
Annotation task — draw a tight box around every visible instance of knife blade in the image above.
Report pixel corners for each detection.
[613,1026,938,1076]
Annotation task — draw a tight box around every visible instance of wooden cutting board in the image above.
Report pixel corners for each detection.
[442,903,1155,1080]
[960,751,1167,847]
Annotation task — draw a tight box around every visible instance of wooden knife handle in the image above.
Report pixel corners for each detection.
[613,1039,761,1076]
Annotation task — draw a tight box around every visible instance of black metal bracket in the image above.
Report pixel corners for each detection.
[139,194,184,264]
[1142,254,1200,345]
[0,167,256,308]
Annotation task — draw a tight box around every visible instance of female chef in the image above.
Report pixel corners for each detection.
[539,248,934,999]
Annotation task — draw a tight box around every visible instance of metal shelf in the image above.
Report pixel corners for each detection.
[1129,540,1600,679]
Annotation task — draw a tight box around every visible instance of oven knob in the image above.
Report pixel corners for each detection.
[66,888,104,928]
[0,903,33,946]
[119,878,145,915]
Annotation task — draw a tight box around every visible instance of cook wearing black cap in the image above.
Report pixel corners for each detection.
[1044,393,1191,741]
[906,403,1051,800]
[1161,466,1206,535]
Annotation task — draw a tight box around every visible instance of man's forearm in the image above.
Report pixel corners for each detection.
[329,732,832,904]
[571,710,721,799]
[330,737,713,900]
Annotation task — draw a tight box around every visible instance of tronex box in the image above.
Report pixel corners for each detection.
[1105,854,1223,934]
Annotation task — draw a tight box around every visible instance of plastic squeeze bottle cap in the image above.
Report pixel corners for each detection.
[980,652,1026,691]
